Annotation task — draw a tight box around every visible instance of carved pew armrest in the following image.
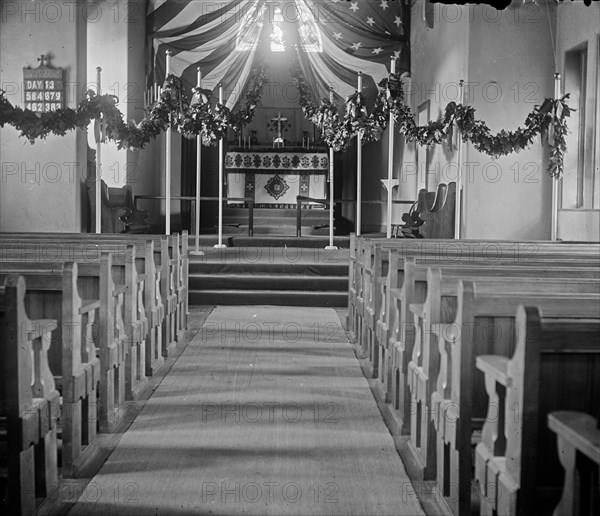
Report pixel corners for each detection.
[409,303,425,318]
[476,355,511,387]
[26,319,58,340]
[475,353,511,498]
[114,284,128,297]
[548,411,600,464]
[80,299,101,314]
[432,322,458,342]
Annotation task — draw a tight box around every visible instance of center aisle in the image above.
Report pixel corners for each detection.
[68,306,425,516]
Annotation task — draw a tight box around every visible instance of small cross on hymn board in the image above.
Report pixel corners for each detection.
[38,54,48,67]
[271,111,287,148]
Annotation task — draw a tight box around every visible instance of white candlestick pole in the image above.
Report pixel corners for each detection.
[165,50,172,236]
[386,57,397,239]
[191,67,204,255]
[356,72,363,237]
[325,146,338,250]
[551,73,561,241]
[455,80,464,239]
[215,85,227,249]
[95,66,102,234]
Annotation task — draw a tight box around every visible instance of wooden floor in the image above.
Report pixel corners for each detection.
[67,306,425,516]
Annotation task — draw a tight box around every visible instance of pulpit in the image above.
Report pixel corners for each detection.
[225,146,329,208]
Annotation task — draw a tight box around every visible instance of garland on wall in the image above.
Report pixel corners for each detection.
[0,59,569,177]
[289,57,571,178]
[0,63,267,149]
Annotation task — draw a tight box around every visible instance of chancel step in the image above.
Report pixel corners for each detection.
[189,245,349,307]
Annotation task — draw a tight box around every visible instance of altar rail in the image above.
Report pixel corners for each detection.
[135,196,415,238]
[134,196,255,236]
[295,198,415,238]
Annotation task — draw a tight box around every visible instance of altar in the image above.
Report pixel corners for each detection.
[225,146,329,208]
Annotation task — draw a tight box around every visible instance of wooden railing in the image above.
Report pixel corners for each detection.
[134,196,255,236]
[296,196,329,237]
[296,197,415,238]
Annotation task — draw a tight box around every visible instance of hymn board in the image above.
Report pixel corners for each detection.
[23,55,64,113]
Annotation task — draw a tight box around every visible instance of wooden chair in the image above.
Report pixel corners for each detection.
[416,182,456,239]
[86,180,149,234]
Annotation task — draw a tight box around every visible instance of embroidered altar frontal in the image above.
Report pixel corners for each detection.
[225,150,329,207]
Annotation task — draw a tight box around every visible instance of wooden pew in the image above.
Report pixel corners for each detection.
[353,238,599,392]
[351,237,600,323]
[0,231,188,354]
[0,239,167,374]
[422,287,600,515]
[384,265,599,437]
[60,262,102,476]
[475,305,600,516]
[369,249,599,383]
[373,243,599,356]
[0,264,102,477]
[1,254,135,433]
[0,274,60,515]
[384,265,600,433]
[366,239,600,332]
[0,245,150,396]
[547,411,599,516]
[350,237,600,356]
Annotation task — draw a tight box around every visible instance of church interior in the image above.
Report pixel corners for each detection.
[1,1,599,515]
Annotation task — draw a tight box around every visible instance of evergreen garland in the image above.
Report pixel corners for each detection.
[1,61,571,178]
[289,59,571,179]
[0,64,267,149]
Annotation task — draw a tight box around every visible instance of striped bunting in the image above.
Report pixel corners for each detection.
[146,0,409,107]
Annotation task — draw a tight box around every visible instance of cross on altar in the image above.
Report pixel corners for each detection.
[271,111,288,147]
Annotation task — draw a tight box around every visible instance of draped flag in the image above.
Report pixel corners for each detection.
[146,0,410,106]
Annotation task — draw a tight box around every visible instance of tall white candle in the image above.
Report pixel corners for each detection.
[95,66,102,234]
[551,72,561,241]
[356,71,363,237]
[215,85,227,248]
[192,66,203,254]
[165,50,172,235]
[386,57,396,239]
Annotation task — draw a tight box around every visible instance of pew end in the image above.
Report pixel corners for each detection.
[475,305,600,516]
[547,411,600,516]
[0,274,60,515]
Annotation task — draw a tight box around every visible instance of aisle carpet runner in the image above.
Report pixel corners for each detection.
[67,307,424,516]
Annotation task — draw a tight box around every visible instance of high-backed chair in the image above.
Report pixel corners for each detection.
[87,181,149,233]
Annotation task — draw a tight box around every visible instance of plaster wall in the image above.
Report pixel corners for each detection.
[1,0,88,232]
